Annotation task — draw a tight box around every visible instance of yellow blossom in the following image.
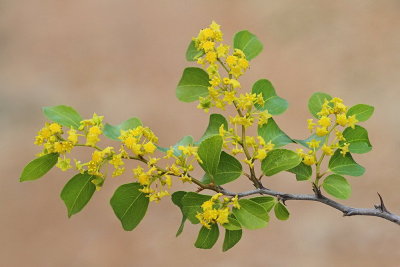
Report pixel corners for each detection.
[49,123,62,134]
[143,141,157,154]
[336,114,348,127]
[316,127,329,136]
[307,139,321,149]
[347,115,358,129]
[303,154,316,165]
[318,116,331,128]
[322,144,334,156]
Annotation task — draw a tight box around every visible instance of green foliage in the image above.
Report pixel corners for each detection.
[203,151,242,185]
[176,67,210,102]
[274,202,290,221]
[341,125,372,154]
[233,30,263,61]
[262,149,302,176]
[186,40,204,61]
[171,191,188,236]
[322,174,351,199]
[20,153,59,182]
[288,162,312,181]
[222,215,242,231]
[110,183,149,231]
[329,150,365,176]
[199,113,228,142]
[252,79,288,115]
[223,229,242,252]
[347,104,374,122]
[43,105,82,129]
[258,118,293,148]
[198,135,223,180]
[232,199,269,230]
[60,172,97,217]
[308,92,332,118]
[195,224,219,249]
[103,117,142,141]
[249,196,276,212]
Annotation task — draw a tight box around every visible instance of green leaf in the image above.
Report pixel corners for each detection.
[42,105,83,129]
[186,40,204,61]
[233,30,263,61]
[322,174,352,199]
[158,136,194,156]
[232,199,269,230]
[251,79,288,115]
[274,202,290,220]
[198,135,223,179]
[341,125,372,154]
[199,113,228,142]
[176,67,210,102]
[261,149,302,176]
[171,191,188,237]
[223,229,242,252]
[20,153,59,182]
[287,162,312,181]
[103,117,143,141]
[222,215,242,231]
[249,196,276,212]
[293,134,325,151]
[181,192,212,224]
[194,224,219,249]
[60,173,97,217]
[308,92,332,118]
[258,118,293,148]
[203,152,242,185]
[347,104,374,122]
[110,183,149,231]
[328,150,365,177]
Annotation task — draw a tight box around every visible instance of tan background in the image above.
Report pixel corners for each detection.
[1,1,400,266]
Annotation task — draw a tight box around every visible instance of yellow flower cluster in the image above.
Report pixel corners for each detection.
[300,97,357,165]
[79,113,104,147]
[192,21,255,113]
[196,193,240,229]
[164,144,201,183]
[119,126,158,156]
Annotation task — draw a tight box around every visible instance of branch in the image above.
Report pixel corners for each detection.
[219,187,400,226]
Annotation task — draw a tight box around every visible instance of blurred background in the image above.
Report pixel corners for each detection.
[1,0,400,266]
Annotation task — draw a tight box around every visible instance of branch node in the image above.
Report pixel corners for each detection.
[374,192,390,213]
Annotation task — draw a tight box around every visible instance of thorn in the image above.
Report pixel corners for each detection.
[374,192,390,213]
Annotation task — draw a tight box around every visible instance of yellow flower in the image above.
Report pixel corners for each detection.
[322,144,334,156]
[336,114,348,127]
[307,119,316,131]
[347,115,358,129]
[143,141,157,154]
[254,148,267,160]
[86,126,102,147]
[318,116,331,128]
[316,127,329,136]
[216,44,229,58]
[340,143,350,156]
[67,129,78,145]
[49,123,62,134]
[216,208,230,224]
[303,154,316,165]
[205,51,217,63]
[201,200,214,211]
[202,41,215,52]
[307,139,321,149]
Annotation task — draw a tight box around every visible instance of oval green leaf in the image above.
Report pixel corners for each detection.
[261,149,302,176]
[251,79,288,115]
[198,135,223,179]
[223,229,242,252]
[171,191,188,236]
[308,92,332,118]
[43,105,82,129]
[103,117,143,141]
[274,202,290,221]
[20,153,59,182]
[287,162,312,181]
[194,224,219,249]
[186,40,204,61]
[258,118,293,148]
[176,67,210,102]
[203,151,242,185]
[341,125,372,154]
[322,174,352,199]
[222,215,242,231]
[233,30,263,61]
[232,199,269,230]
[347,104,374,122]
[110,183,149,231]
[60,172,97,217]
[328,150,365,177]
